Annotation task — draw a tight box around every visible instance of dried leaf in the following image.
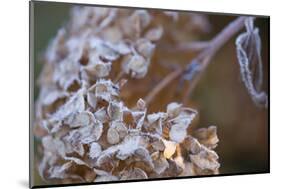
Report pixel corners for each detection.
[235,17,268,107]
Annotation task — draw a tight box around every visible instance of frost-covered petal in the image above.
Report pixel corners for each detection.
[107,127,120,144]
[169,123,188,143]
[166,102,182,118]
[84,61,111,78]
[122,54,148,79]
[189,148,220,170]
[135,39,155,58]
[65,111,96,128]
[145,26,163,41]
[120,168,148,180]
[89,142,102,159]
[107,101,124,121]
[90,79,119,101]
[50,90,85,122]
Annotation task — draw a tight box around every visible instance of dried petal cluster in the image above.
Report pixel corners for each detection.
[34,6,220,184]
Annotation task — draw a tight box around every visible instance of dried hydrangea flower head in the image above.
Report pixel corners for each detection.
[34,6,219,184]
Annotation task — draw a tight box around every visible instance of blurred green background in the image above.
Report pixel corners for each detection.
[32,1,269,185]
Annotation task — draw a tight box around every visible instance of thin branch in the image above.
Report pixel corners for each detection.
[143,16,248,107]
[177,41,210,52]
[144,68,182,106]
[183,16,247,103]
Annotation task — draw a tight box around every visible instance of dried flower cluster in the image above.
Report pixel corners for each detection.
[34,6,219,184]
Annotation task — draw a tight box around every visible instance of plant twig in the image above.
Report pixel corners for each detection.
[182,16,247,104]
[144,68,182,106]
[177,41,210,52]
[143,16,248,107]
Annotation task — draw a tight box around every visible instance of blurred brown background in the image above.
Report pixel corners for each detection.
[32,1,269,184]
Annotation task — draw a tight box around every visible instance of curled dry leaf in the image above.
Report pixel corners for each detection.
[236,17,268,108]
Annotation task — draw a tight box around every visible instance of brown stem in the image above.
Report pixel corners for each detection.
[177,41,210,52]
[144,68,182,106]
[183,16,247,103]
[144,16,248,107]
[198,16,247,63]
